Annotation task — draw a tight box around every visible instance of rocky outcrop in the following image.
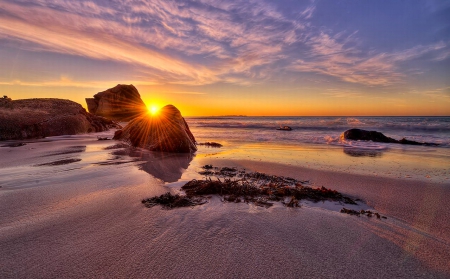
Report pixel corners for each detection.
[0,95,12,105]
[341,128,438,146]
[342,129,398,143]
[113,105,197,153]
[0,98,121,140]
[86,84,147,121]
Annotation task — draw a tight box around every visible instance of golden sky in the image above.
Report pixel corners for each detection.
[1,0,449,116]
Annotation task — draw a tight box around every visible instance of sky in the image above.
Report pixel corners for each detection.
[0,0,449,116]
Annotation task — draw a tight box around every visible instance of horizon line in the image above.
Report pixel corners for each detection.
[184,115,450,118]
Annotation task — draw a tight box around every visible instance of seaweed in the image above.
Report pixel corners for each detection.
[340,208,387,219]
[198,142,223,148]
[36,158,81,166]
[142,192,207,209]
[143,165,360,209]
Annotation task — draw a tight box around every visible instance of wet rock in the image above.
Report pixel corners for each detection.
[342,129,398,143]
[0,98,120,140]
[86,84,147,121]
[341,128,437,146]
[113,105,196,153]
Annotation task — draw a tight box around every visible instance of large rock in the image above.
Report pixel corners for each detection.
[113,105,197,153]
[0,98,120,140]
[86,84,147,121]
[341,128,437,146]
[341,129,398,143]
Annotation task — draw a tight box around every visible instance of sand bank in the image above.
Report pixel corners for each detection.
[0,134,449,278]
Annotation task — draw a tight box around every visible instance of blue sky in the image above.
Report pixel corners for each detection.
[0,0,449,115]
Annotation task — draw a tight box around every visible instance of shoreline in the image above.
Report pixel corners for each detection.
[0,134,449,278]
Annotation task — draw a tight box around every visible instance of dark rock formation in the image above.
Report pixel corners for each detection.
[342,129,398,143]
[0,98,120,140]
[0,95,12,105]
[85,84,147,121]
[341,128,438,146]
[113,104,197,153]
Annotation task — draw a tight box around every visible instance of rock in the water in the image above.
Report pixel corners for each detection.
[342,129,398,143]
[85,84,147,121]
[0,98,120,140]
[113,105,197,153]
[341,128,437,146]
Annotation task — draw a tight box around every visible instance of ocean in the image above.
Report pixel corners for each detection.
[186,116,450,150]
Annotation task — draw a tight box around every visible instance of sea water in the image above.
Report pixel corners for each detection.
[186,116,450,182]
[186,116,450,149]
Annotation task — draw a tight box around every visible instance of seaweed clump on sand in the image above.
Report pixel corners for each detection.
[340,208,387,219]
[143,165,359,209]
[197,142,223,148]
[142,193,207,209]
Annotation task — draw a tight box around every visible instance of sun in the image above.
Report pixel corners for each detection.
[147,104,160,115]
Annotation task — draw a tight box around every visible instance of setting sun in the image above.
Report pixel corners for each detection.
[147,104,160,115]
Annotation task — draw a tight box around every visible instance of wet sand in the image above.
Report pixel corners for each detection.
[0,133,449,278]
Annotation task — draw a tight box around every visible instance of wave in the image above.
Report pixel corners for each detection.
[187,116,450,133]
[187,116,450,148]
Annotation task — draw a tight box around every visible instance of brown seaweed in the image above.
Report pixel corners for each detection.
[142,192,207,209]
[198,142,223,148]
[340,208,387,219]
[143,165,360,209]
[36,158,82,166]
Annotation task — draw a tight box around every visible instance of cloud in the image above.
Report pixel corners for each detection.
[422,86,450,101]
[0,76,159,88]
[321,89,363,98]
[0,0,448,87]
[300,3,316,19]
[290,32,448,86]
[0,5,221,84]
[1,0,303,85]
[163,91,207,95]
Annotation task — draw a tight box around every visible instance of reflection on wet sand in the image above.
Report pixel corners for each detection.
[112,148,194,183]
[343,147,384,158]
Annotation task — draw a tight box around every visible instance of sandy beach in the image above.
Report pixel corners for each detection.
[1,130,449,279]
[2,0,450,277]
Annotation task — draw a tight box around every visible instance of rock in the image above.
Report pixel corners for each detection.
[113,104,197,153]
[341,128,437,146]
[0,98,121,140]
[0,95,12,105]
[85,84,147,121]
[342,129,398,143]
